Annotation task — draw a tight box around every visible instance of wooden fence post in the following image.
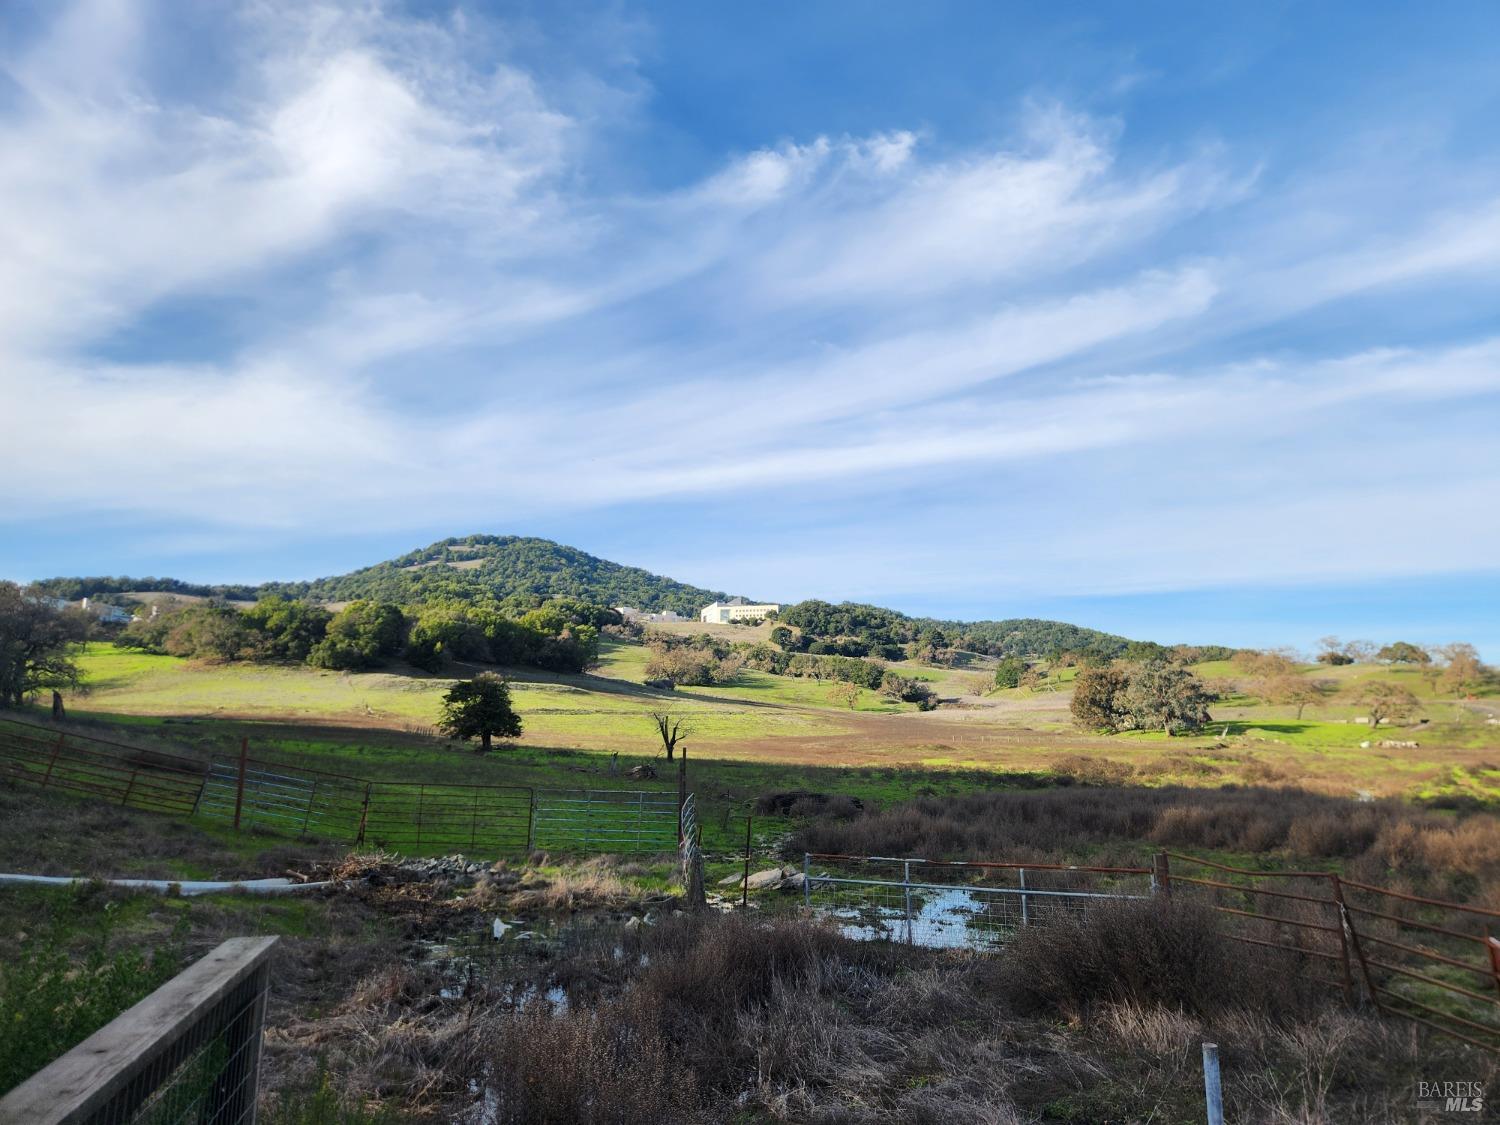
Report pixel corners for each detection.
[232,737,249,832]
[0,937,278,1124]
[1152,852,1171,900]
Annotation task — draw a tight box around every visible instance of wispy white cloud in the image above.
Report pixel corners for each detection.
[2,0,1498,607]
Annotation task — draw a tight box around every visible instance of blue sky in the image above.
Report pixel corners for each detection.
[2,0,1498,656]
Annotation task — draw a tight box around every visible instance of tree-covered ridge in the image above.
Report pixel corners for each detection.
[31,575,258,602]
[32,539,1233,656]
[257,535,734,614]
[778,599,1199,661]
[35,536,736,616]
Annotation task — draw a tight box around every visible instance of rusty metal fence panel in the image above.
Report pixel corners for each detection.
[803,854,1152,951]
[1164,852,1500,1054]
[0,937,277,1125]
[360,782,534,854]
[197,761,367,840]
[0,721,205,817]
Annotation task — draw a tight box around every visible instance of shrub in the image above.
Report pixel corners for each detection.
[488,1001,695,1125]
[0,893,185,1094]
[1000,898,1315,1022]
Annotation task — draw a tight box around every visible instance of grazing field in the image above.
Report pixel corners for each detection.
[55,641,1500,808]
[7,640,1500,1119]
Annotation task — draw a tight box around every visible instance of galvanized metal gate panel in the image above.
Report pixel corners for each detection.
[532,789,679,852]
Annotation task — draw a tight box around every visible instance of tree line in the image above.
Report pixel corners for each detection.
[115,594,612,674]
[776,599,1237,665]
[641,630,937,708]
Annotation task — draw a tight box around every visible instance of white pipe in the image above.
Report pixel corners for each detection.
[0,873,329,896]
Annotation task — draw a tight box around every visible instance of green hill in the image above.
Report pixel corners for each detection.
[33,536,734,614]
[251,536,734,614]
[33,536,1211,656]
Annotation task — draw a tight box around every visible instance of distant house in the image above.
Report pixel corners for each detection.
[616,606,688,623]
[700,598,780,624]
[79,597,134,624]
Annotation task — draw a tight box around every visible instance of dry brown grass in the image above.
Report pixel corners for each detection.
[790,784,1500,902]
[504,855,633,912]
[263,908,1495,1123]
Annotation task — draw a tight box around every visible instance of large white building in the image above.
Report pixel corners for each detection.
[700,598,781,624]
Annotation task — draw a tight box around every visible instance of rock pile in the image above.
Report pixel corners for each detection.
[719,864,806,893]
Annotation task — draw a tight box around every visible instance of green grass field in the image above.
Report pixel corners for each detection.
[49,639,1500,813]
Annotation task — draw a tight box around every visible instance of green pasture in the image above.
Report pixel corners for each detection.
[69,643,880,751]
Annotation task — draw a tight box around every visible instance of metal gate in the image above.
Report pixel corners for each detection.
[532,789,681,852]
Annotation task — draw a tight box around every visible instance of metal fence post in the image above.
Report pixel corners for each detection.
[742,814,753,909]
[232,737,249,832]
[1202,1042,1224,1125]
[803,852,811,908]
[41,733,64,788]
[470,788,480,851]
[1341,891,1383,1013]
[1019,867,1029,926]
[302,780,319,837]
[355,783,372,846]
[1328,874,1355,1005]
[190,770,208,819]
[415,785,425,851]
[1152,852,1171,899]
[903,860,914,944]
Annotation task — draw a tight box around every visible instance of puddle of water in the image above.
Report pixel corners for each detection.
[826,885,1013,950]
[421,912,648,1005]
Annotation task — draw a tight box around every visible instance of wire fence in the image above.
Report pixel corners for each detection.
[0,937,276,1125]
[806,851,1500,1055]
[0,718,685,858]
[802,854,1153,950]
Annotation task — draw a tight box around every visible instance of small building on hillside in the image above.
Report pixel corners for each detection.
[617,606,688,623]
[79,597,134,625]
[700,598,781,624]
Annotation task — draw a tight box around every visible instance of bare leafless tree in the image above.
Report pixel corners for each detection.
[651,711,685,760]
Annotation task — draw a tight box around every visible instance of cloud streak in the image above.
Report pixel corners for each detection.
[2,0,1498,612]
